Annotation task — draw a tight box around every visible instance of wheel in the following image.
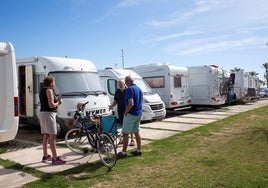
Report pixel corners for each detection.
[56,121,66,139]
[65,128,93,154]
[97,132,117,169]
[111,132,123,148]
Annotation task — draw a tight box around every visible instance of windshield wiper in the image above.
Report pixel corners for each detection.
[94,90,107,95]
[60,92,88,96]
[143,92,152,95]
[60,90,106,97]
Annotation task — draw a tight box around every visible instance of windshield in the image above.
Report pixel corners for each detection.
[134,78,153,94]
[50,71,105,96]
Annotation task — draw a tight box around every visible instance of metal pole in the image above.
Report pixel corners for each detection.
[121,49,124,69]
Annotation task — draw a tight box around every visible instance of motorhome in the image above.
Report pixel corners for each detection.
[130,63,191,110]
[231,71,260,102]
[188,65,228,107]
[98,68,166,121]
[232,71,249,102]
[17,56,111,137]
[0,42,19,142]
[248,74,260,98]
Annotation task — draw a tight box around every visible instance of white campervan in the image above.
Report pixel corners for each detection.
[0,42,19,142]
[248,74,260,98]
[232,71,249,101]
[131,63,191,110]
[98,68,166,121]
[188,65,227,107]
[230,71,260,102]
[17,56,111,136]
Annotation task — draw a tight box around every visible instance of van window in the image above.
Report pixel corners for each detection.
[174,74,182,88]
[107,79,117,95]
[143,76,164,88]
[50,71,103,95]
[134,78,153,93]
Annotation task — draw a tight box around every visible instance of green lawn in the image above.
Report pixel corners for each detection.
[1,106,267,188]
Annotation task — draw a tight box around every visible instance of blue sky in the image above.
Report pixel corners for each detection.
[2,0,268,81]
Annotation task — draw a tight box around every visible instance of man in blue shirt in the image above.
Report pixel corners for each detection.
[118,76,143,158]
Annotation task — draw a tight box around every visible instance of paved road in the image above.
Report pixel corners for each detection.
[0,99,267,188]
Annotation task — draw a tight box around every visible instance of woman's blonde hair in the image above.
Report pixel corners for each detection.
[76,102,84,110]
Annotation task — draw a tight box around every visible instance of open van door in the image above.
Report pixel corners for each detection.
[18,65,34,116]
[25,65,34,116]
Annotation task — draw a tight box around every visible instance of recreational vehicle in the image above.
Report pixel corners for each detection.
[0,42,19,142]
[232,71,249,102]
[130,63,191,110]
[17,56,111,137]
[98,68,166,121]
[232,71,260,102]
[188,65,228,107]
[248,74,260,98]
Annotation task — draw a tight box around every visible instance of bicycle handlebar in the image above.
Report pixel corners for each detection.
[82,101,89,107]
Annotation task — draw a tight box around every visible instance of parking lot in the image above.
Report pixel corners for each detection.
[0,105,234,152]
[1,99,267,153]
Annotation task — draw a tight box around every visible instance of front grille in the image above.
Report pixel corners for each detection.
[150,103,164,110]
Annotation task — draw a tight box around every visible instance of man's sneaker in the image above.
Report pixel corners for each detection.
[52,157,66,165]
[117,152,127,158]
[131,150,142,156]
[42,154,52,162]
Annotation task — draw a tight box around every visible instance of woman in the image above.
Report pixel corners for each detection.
[39,76,66,165]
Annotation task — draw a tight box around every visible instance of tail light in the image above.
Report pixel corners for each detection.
[171,101,178,106]
[14,97,19,117]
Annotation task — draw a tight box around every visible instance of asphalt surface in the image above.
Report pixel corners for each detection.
[0,99,267,188]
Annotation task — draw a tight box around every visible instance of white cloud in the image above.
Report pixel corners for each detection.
[146,0,221,28]
[174,38,256,55]
[146,0,268,29]
[146,18,179,28]
[141,0,268,58]
[140,30,203,44]
[117,0,139,8]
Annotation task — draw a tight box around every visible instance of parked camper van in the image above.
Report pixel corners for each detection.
[231,71,260,102]
[17,56,111,136]
[130,63,191,110]
[0,42,19,142]
[98,68,166,121]
[232,71,249,102]
[248,74,260,98]
[188,65,228,107]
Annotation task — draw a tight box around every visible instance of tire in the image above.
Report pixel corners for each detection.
[56,121,66,139]
[65,128,94,154]
[97,132,117,169]
[110,132,122,148]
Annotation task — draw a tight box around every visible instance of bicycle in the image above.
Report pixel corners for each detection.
[65,102,117,169]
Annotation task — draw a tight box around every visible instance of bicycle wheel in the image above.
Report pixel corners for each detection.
[97,132,117,169]
[110,132,123,148]
[65,128,94,154]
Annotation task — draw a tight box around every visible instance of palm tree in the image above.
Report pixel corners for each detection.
[248,71,259,76]
[259,79,265,86]
[230,67,244,72]
[262,63,268,88]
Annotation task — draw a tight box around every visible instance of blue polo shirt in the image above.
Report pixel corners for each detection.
[125,83,143,116]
